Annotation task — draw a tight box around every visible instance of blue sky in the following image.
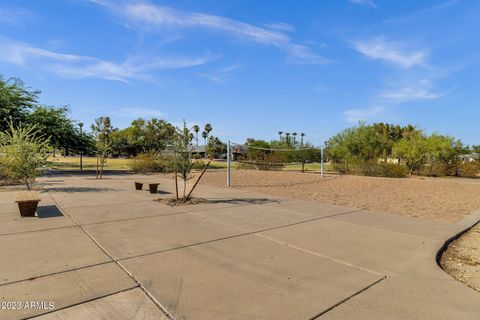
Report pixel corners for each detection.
[1,0,479,145]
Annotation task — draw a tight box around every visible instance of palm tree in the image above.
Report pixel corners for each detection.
[202,131,208,145]
[285,132,291,146]
[292,132,298,147]
[192,125,200,146]
[204,123,213,140]
[300,132,305,146]
[278,131,284,141]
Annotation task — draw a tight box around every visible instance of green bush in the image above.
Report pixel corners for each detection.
[237,161,284,171]
[192,160,209,170]
[130,153,169,173]
[419,163,447,177]
[458,162,479,178]
[0,122,50,189]
[361,162,407,178]
[332,162,349,174]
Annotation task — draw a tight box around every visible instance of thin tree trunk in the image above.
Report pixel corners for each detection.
[183,180,186,199]
[96,157,99,179]
[184,161,210,203]
[25,180,30,190]
[174,171,179,200]
[100,156,104,179]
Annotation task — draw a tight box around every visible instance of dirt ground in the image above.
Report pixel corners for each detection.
[195,170,480,222]
[441,223,480,291]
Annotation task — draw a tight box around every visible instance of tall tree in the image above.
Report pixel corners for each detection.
[192,124,200,146]
[0,75,39,132]
[285,133,291,146]
[300,132,305,147]
[204,123,213,140]
[278,131,284,141]
[27,105,78,157]
[292,132,298,146]
[202,131,208,145]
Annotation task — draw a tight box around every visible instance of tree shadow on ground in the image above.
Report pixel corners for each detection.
[199,198,278,205]
[37,205,64,218]
[46,187,118,193]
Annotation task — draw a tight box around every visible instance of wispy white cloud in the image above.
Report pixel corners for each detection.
[0,7,34,25]
[91,0,329,64]
[198,63,240,83]
[0,37,217,82]
[350,0,376,8]
[343,105,393,124]
[384,0,460,24]
[352,36,427,68]
[379,79,451,102]
[263,22,295,32]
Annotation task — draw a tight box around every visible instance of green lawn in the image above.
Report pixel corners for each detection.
[48,157,131,170]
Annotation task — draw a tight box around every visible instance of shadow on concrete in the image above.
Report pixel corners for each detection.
[46,186,117,193]
[37,205,64,218]
[201,198,278,205]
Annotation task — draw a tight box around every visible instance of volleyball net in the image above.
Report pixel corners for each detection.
[229,142,324,173]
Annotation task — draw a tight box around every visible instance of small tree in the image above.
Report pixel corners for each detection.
[91,116,114,179]
[0,122,50,190]
[170,121,194,200]
[392,131,428,174]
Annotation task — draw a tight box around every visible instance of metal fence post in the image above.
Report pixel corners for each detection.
[321,146,325,178]
[227,141,231,187]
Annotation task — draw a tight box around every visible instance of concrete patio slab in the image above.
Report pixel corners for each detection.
[48,190,146,209]
[84,213,245,259]
[0,192,75,236]
[193,204,316,232]
[0,263,136,320]
[263,199,360,218]
[332,209,459,241]
[33,288,168,320]
[0,227,111,284]
[121,234,383,320]
[0,174,474,319]
[64,200,184,225]
[260,218,450,278]
[320,276,480,320]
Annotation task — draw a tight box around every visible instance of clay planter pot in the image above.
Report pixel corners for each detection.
[18,201,39,217]
[135,182,143,190]
[148,184,159,194]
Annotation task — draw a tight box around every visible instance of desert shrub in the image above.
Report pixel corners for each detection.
[458,162,479,178]
[419,163,448,177]
[0,122,50,189]
[332,162,349,174]
[237,161,284,171]
[361,161,407,178]
[192,160,209,170]
[130,153,169,173]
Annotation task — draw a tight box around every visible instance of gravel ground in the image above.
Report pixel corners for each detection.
[195,170,480,222]
[441,223,480,291]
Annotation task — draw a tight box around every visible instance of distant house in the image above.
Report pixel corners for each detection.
[231,144,248,161]
[460,153,480,163]
[192,145,207,158]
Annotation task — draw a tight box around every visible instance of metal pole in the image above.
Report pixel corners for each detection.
[321,146,325,178]
[79,123,83,172]
[227,141,231,187]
